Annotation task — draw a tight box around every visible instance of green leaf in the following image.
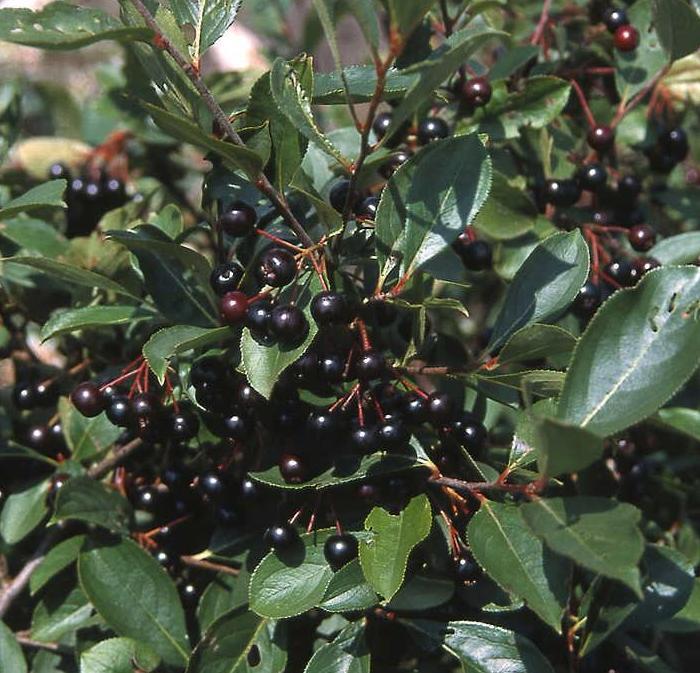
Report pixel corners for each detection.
[319,560,378,613]
[187,606,286,673]
[557,266,700,437]
[497,324,576,365]
[304,621,369,673]
[0,217,68,257]
[197,571,249,631]
[313,67,415,104]
[0,620,27,673]
[240,273,322,399]
[40,305,151,342]
[359,494,433,601]
[143,325,229,384]
[249,529,338,619]
[406,619,555,673]
[31,535,86,596]
[0,180,66,219]
[143,104,264,178]
[58,397,122,461]
[80,638,160,673]
[386,574,454,612]
[31,585,93,643]
[472,172,538,241]
[654,407,700,442]
[467,501,570,632]
[0,2,150,49]
[659,578,700,633]
[0,479,49,545]
[250,451,426,491]
[615,0,669,100]
[78,538,190,667]
[534,416,605,477]
[53,477,131,534]
[170,0,243,57]
[654,0,700,61]
[384,25,505,141]
[649,231,700,265]
[1,256,137,298]
[487,230,590,352]
[269,57,350,168]
[458,77,572,140]
[387,0,435,36]
[521,497,644,595]
[376,135,492,283]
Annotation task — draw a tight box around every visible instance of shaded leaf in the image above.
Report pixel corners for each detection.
[31,535,86,596]
[304,621,368,673]
[0,620,27,673]
[58,397,122,461]
[0,180,66,220]
[0,479,49,545]
[498,324,576,365]
[53,477,131,534]
[41,305,151,342]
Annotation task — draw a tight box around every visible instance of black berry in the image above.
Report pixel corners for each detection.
[628,224,656,252]
[602,6,628,32]
[219,202,257,236]
[279,453,307,484]
[219,291,249,325]
[70,382,104,417]
[264,522,298,550]
[462,77,492,107]
[379,150,413,179]
[587,125,615,153]
[578,163,607,192]
[329,179,355,212]
[311,291,350,326]
[355,349,386,381]
[269,304,307,344]
[324,533,358,570]
[256,248,296,287]
[572,280,602,319]
[210,262,244,296]
[355,196,379,221]
[417,117,449,145]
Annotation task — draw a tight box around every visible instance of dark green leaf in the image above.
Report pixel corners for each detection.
[319,560,378,613]
[387,0,435,36]
[497,324,576,366]
[304,621,368,673]
[53,477,131,534]
[80,637,160,673]
[40,305,151,342]
[0,218,68,257]
[0,479,49,545]
[654,407,700,442]
[386,574,454,612]
[170,0,243,56]
[0,180,65,219]
[313,67,415,104]
[197,570,249,632]
[521,497,644,594]
[359,495,433,600]
[31,585,93,643]
[557,266,700,437]
[0,620,27,673]
[0,2,150,49]
[654,0,700,61]
[31,535,86,596]
[649,231,700,265]
[78,538,190,666]
[487,231,590,352]
[58,397,122,461]
[534,416,605,477]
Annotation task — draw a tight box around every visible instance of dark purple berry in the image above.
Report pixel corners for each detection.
[279,454,307,484]
[311,291,350,326]
[417,117,449,145]
[70,382,104,418]
[462,77,492,107]
[210,262,244,296]
[355,349,386,382]
[324,534,358,570]
[269,304,307,344]
[256,248,296,287]
[264,522,298,550]
[219,291,249,325]
[219,202,257,236]
[587,125,615,153]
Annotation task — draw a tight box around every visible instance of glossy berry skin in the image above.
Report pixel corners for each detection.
[329,179,354,212]
[279,453,307,484]
[264,522,298,550]
[452,414,488,454]
[170,409,200,441]
[70,382,104,418]
[219,291,249,325]
[427,391,455,425]
[311,291,350,326]
[628,224,656,252]
[614,24,639,52]
[269,305,307,344]
[256,248,296,287]
[49,163,69,180]
[372,112,393,140]
[180,583,199,607]
[456,239,493,271]
[602,6,628,32]
[307,409,340,441]
[572,281,602,319]
[604,258,635,287]
[634,256,661,276]
[318,353,345,383]
[455,553,480,582]
[417,117,449,145]
[198,471,225,500]
[106,396,133,428]
[351,425,379,453]
[324,534,359,570]
[13,383,36,411]
[26,425,52,453]
[578,163,608,192]
[355,349,386,382]
[210,262,244,296]
[544,179,581,207]
[221,412,251,440]
[402,393,428,424]
[379,150,413,179]
[462,77,492,107]
[240,478,259,500]
[246,300,273,336]
[219,202,257,236]
[355,196,379,221]
[660,127,689,162]
[131,392,161,418]
[133,485,162,513]
[379,418,410,450]
[587,125,615,153]
[617,175,642,204]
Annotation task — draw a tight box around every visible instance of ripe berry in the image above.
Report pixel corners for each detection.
[355,349,386,381]
[462,77,492,107]
[587,125,615,153]
[180,583,199,607]
[26,425,52,453]
[256,247,296,287]
[427,391,455,425]
[572,281,602,319]
[219,202,257,236]
[402,393,428,424]
[48,163,69,180]
[240,478,259,500]
[264,522,298,550]
[659,127,689,162]
[617,175,642,204]
[455,553,480,582]
[134,485,162,513]
[318,353,345,383]
[210,262,244,296]
[48,473,70,502]
[269,304,307,344]
[324,534,358,570]
[220,411,251,440]
[131,392,161,418]
[456,238,493,271]
[246,300,273,337]
[216,502,242,528]
[307,409,340,441]
[82,181,101,201]
[379,150,413,179]
[602,6,628,32]
[379,417,410,450]
[628,224,656,252]
[647,146,677,173]
[190,357,222,388]
[614,24,639,52]
[351,424,379,453]
[634,256,661,275]
[329,179,355,212]
[544,179,581,207]
[604,258,635,286]
[452,414,488,454]
[70,382,104,417]
[170,409,200,441]
[279,453,307,484]
[355,196,379,221]
[106,395,133,428]
[578,163,607,192]
[372,112,393,140]
[311,291,350,326]
[417,117,449,145]
[219,291,249,325]
[48,423,66,453]
[198,471,225,500]
[13,383,36,410]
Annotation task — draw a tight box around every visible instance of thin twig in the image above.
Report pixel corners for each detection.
[16,632,73,655]
[87,438,143,479]
[128,0,315,250]
[531,0,553,45]
[429,475,536,495]
[180,555,240,577]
